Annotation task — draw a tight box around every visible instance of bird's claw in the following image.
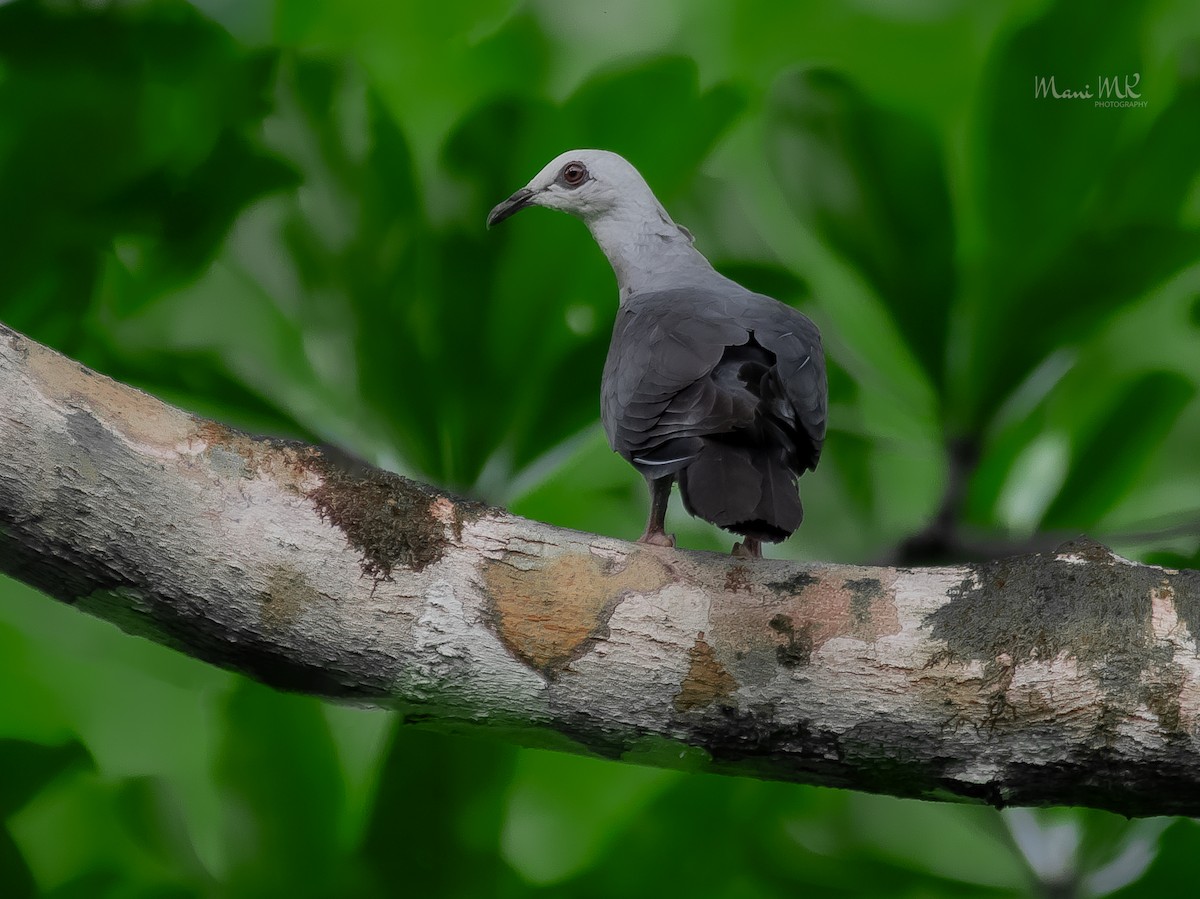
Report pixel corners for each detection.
[731,541,762,559]
[637,531,676,548]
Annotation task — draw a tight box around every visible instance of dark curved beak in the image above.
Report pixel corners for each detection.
[486,188,535,228]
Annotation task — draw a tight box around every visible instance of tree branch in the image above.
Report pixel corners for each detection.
[3,320,1200,817]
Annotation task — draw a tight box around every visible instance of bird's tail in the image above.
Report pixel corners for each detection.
[677,440,803,543]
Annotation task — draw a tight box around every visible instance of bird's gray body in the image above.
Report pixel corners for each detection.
[602,284,825,542]
[488,149,827,552]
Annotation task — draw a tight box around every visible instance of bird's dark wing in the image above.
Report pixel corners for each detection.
[601,289,749,475]
[601,287,826,471]
[741,296,827,471]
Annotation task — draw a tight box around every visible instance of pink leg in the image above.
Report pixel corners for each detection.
[637,476,676,547]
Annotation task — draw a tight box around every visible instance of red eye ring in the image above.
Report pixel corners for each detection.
[561,162,587,186]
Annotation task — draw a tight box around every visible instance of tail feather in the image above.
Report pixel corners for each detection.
[678,440,803,543]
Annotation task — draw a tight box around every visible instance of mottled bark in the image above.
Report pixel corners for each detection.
[3,321,1200,817]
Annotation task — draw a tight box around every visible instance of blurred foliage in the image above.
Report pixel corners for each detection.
[2,0,1200,895]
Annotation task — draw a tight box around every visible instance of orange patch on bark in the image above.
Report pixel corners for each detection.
[27,340,193,449]
[485,550,671,675]
[675,632,738,711]
[190,420,320,490]
[713,569,903,670]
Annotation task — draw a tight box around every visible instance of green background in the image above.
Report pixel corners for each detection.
[3,0,1200,894]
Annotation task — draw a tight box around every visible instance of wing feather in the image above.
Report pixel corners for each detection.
[601,287,826,480]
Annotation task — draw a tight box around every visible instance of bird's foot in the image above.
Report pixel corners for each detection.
[637,530,677,548]
[731,539,763,559]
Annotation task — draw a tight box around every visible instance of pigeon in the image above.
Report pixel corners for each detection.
[488,150,826,558]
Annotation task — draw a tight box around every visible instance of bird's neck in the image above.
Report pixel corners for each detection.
[585,202,715,301]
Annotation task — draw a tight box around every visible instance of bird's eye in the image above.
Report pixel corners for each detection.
[561,162,588,187]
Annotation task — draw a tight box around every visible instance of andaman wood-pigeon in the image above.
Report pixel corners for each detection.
[487,150,826,559]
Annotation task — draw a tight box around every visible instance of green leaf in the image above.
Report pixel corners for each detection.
[1073,808,1168,894]
[92,346,325,444]
[0,739,91,819]
[847,797,1028,890]
[1105,818,1200,899]
[1095,72,1200,229]
[712,262,809,305]
[1042,370,1195,529]
[0,826,36,899]
[215,680,345,898]
[0,617,76,744]
[360,725,521,896]
[40,870,124,899]
[824,429,876,518]
[973,0,1152,275]
[955,0,1200,429]
[108,130,300,300]
[500,749,678,885]
[965,404,1052,529]
[93,253,342,446]
[0,0,286,346]
[115,777,206,878]
[508,428,645,533]
[966,226,1200,429]
[766,67,956,393]
[562,57,746,199]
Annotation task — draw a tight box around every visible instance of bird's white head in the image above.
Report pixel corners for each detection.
[488,149,709,297]
[487,149,662,227]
